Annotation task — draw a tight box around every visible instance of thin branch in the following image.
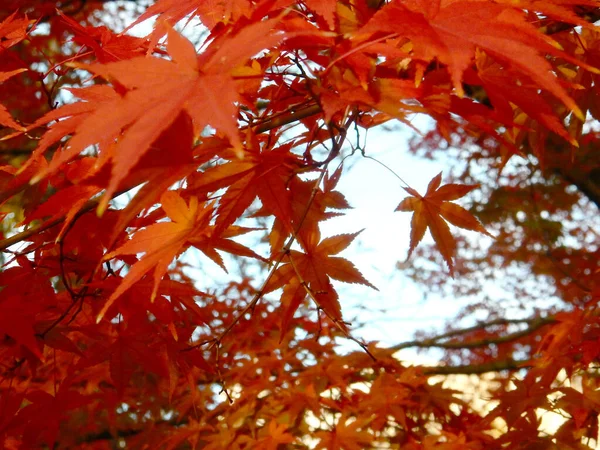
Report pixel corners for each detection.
[424,359,531,375]
[389,316,555,351]
[1,193,103,252]
[286,249,375,360]
[253,103,321,134]
[207,112,357,350]
[0,103,325,253]
[1,216,67,252]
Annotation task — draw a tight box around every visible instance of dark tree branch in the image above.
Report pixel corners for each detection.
[0,148,34,155]
[557,167,600,211]
[424,359,531,375]
[389,316,555,351]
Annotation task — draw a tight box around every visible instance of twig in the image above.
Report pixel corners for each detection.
[210,112,357,349]
[424,359,531,375]
[389,316,555,351]
[286,250,376,360]
[0,103,324,252]
[253,103,321,134]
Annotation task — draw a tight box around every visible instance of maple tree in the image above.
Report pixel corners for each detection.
[1,0,599,448]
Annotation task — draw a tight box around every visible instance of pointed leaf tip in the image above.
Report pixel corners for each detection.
[396,174,491,274]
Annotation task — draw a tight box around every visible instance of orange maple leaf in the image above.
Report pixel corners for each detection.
[29,23,289,213]
[57,10,149,63]
[304,0,337,30]
[188,141,303,234]
[315,414,375,450]
[265,171,352,259]
[266,230,376,336]
[98,191,263,322]
[0,12,30,50]
[396,172,492,276]
[130,0,253,32]
[0,48,28,130]
[42,28,239,211]
[254,421,296,450]
[0,101,24,131]
[359,0,593,118]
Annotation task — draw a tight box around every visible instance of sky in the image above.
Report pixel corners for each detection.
[317,125,450,348]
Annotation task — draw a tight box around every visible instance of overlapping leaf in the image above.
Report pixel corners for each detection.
[2,2,600,448]
[0,69,26,130]
[29,22,288,212]
[188,142,303,234]
[0,12,29,130]
[359,0,594,118]
[266,230,376,336]
[99,191,263,322]
[0,12,29,50]
[130,0,256,32]
[58,11,149,63]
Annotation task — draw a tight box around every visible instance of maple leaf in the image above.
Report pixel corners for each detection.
[0,294,41,359]
[0,68,27,130]
[30,23,289,212]
[0,68,26,84]
[4,0,600,446]
[315,414,375,450]
[0,102,22,131]
[396,172,492,276]
[266,230,376,335]
[108,331,171,396]
[188,140,303,234]
[58,11,149,63]
[32,29,238,210]
[497,0,600,31]
[0,258,59,359]
[359,0,593,118]
[0,12,30,51]
[130,0,254,32]
[17,385,89,448]
[0,389,24,441]
[98,191,263,322]
[475,58,579,147]
[0,13,29,130]
[266,171,352,258]
[25,184,103,241]
[304,0,337,30]
[254,421,296,449]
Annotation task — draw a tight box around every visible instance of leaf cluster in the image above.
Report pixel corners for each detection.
[0,1,599,449]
